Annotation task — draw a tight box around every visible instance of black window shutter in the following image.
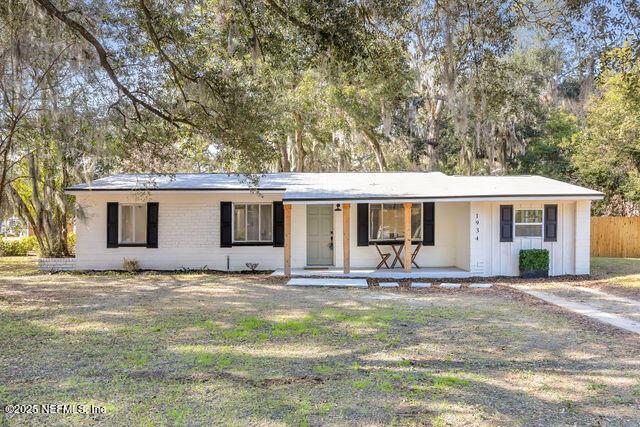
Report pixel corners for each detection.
[544,204,558,242]
[357,203,369,246]
[107,202,119,248]
[423,202,435,246]
[273,201,284,247]
[146,202,159,248]
[220,201,232,248]
[500,205,513,242]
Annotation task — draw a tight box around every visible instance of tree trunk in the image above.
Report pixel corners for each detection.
[293,112,305,172]
[28,154,52,253]
[279,138,291,172]
[334,131,350,172]
[9,153,70,257]
[422,98,443,171]
[362,128,387,171]
[8,184,46,250]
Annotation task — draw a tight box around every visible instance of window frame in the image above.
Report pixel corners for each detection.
[232,202,274,244]
[368,203,423,243]
[514,208,544,238]
[119,203,148,246]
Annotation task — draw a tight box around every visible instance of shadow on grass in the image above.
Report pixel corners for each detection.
[1,270,640,425]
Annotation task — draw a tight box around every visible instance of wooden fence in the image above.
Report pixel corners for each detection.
[591,216,640,257]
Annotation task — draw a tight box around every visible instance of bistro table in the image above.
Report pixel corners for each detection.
[374,242,423,269]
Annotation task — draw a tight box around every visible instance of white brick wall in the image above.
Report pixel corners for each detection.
[38,258,76,271]
[159,203,216,248]
[75,193,283,271]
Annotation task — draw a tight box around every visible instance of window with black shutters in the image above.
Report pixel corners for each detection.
[233,203,273,243]
[107,202,157,247]
[500,205,513,242]
[544,204,558,242]
[514,209,543,237]
[119,204,147,244]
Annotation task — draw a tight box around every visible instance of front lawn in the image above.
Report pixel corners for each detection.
[1,258,639,425]
[592,256,640,285]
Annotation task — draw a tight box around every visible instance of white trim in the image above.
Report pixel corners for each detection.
[231,202,273,243]
[66,189,285,195]
[66,190,603,202]
[284,195,603,204]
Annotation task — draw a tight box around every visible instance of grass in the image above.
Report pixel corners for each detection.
[0,255,39,275]
[1,257,639,425]
[433,374,470,389]
[592,256,640,287]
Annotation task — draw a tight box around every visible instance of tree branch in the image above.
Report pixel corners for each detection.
[237,0,264,60]
[262,0,331,39]
[138,0,197,84]
[32,0,188,127]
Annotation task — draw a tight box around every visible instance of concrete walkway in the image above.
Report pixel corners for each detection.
[513,285,640,335]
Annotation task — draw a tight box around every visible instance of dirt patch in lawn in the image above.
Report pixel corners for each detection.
[1,263,639,425]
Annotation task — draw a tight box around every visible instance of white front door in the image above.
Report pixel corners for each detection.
[307,205,334,265]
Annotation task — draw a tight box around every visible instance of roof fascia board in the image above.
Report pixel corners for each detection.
[65,188,286,195]
[283,195,604,204]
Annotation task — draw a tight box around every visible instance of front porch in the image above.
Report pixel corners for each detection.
[272,266,472,279]
[283,200,471,276]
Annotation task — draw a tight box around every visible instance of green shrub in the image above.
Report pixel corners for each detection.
[519,249,549,272]
[0,236,38,256]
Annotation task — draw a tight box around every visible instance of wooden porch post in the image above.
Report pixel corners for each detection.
[403,202,412,273]
[343,203,350,274]
[284,204,292,276]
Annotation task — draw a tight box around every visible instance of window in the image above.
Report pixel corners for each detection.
[514,209,543,237]
[233,203,273,242]
[369,203,421,241]
[120,204,147,244]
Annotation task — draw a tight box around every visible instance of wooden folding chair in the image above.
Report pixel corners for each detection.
[390,244,404,268]
[411,242,422,268]
[374,243,391,269]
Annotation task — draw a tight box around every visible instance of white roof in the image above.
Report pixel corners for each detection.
[65,172,604,201]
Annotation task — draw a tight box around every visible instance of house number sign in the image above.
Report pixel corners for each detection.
[474,213,480,241]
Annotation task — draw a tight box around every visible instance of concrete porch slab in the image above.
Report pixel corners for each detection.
[272,267,471,279]
[287,278,368,288]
